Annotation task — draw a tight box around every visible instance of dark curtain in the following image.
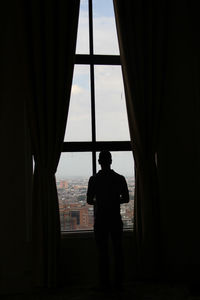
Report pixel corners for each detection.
[24,0,80,287]
[114,0,169,277]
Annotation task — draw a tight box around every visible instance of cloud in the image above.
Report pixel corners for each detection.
[71,84,83,95]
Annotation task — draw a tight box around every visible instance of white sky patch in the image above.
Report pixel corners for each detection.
[65,64,92,142]
[57,152,92,178]
[93,16,119,55]
[76,10,89,54]
[65,87,91,142]
[94,65,130,140]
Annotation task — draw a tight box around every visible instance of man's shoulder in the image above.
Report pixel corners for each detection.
[96,169,124,178]
[88,172,99,183]
[111,170,125,180]
[89,170,126,182]
[88,174,96,181]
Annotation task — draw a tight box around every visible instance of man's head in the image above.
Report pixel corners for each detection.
[98,150,112,169]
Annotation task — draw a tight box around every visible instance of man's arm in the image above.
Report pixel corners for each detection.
[87,176,96,205]
[120,176,129,204]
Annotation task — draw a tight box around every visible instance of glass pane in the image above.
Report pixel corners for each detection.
[76,0,89,54]
[93,0,119,55]
[95,65,130,141]
[96,151,135,229]
[56,152,93,231]
[64,65,91,142]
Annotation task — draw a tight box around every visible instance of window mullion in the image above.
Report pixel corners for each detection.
[89,0,94,56]
[89,0,96,175]
[90,64,96,175]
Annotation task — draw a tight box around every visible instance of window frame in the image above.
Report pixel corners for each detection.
[60,0,132,232]
[63,0,131,172]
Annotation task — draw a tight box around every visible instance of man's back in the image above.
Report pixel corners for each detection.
[87,169,129,227]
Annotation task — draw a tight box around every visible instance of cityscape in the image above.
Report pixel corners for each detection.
[57,176,135,231]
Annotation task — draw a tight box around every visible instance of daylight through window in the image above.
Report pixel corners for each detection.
[56,0,135,232]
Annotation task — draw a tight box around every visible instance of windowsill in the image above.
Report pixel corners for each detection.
[61,230,94,238]
[61,228,133,239]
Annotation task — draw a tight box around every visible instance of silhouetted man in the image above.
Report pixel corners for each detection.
[87,151,129,290]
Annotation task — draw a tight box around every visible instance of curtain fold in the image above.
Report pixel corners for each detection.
[24,0,80,287]
[114,0,169,278]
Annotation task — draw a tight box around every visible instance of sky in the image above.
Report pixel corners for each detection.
[56,0,134,179]
[58,151,134,179]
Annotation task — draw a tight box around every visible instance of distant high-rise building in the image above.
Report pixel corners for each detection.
[59,180,68,189]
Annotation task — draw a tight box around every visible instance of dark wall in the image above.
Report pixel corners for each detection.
[157,2,200,280]
[0,2,32,291]
[0,95,32,292]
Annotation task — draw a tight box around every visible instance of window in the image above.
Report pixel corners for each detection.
[56,0,135,231]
